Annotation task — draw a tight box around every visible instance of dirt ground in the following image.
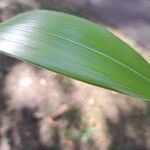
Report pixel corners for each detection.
[0,0,150,150]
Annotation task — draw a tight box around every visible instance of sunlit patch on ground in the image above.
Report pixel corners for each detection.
[2,60,149,149]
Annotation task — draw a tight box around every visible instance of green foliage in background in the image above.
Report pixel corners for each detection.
[0,10,150,100]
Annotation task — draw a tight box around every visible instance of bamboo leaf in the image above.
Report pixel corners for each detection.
[0,10,150,100]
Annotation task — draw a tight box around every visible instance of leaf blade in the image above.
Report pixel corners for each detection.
[0,10,150,100]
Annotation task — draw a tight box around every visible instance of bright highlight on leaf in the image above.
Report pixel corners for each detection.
[0,10,150,100]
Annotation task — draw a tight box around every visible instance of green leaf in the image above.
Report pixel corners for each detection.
[0,10,150,100]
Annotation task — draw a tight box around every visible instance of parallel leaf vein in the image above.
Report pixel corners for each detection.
[1,25,149,83]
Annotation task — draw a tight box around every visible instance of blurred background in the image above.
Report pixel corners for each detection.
[0,0,150,150]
